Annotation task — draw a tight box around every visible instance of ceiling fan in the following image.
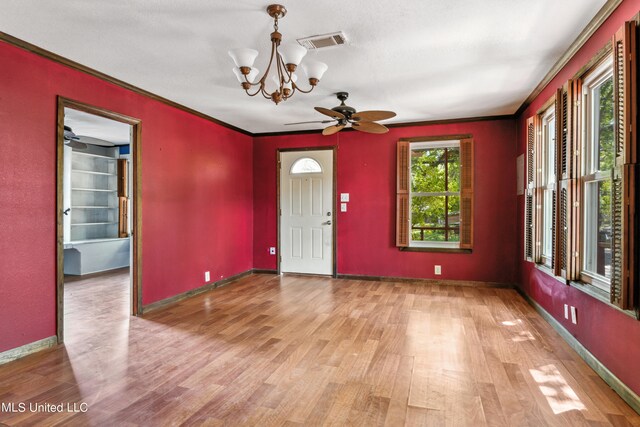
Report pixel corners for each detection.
[64,125,115,148]
[285,92,396,135]
[64,126,87,150]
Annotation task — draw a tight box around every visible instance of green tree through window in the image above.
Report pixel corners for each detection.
[410,145,460,242]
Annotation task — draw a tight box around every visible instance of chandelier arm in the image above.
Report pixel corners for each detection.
[260,85,272,99]
[245,84,266,97]
[278,55,293,84]
[275,58,284,92]
[261,39,278,88]
[243,74,263,87]
[291,81,315,94]
[286,85,297,98]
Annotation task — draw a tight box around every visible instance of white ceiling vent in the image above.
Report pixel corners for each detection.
[297,32,348,50]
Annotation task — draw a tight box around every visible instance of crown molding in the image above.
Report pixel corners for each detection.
[253,114,515,138]
[0,31,253,137]
[515,0,623,116]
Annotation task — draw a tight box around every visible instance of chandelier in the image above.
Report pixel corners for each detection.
[228,4,328,105]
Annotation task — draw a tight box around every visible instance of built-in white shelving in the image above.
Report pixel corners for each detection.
[70,145,119,242]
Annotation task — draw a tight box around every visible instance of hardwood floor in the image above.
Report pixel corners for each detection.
[0,271,638,426]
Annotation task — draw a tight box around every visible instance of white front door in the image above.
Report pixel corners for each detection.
[280,150,334,275]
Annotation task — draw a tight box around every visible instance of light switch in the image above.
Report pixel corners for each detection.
[340,193,350,202]
[564,304,569,319]
[341,203,347,212]
[570,306,577,324]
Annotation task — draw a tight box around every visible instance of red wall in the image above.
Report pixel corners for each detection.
[0,41,254,353]
[517,0,640,395]
[254,119,518,284]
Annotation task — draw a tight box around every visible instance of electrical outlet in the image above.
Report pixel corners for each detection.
[570,306,577,324]
[341,203,347,212]
[434,265,441,275]
[564,304,569,319]
[340,193,350,202]
[204,271,210,282]
[269,247,276,255]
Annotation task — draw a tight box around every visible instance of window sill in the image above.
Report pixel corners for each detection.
[400,247,472,254]
[534,263,566,285]
[567,280,639,320]
[530,261,639,319]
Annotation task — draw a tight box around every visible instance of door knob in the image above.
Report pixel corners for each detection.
[322,220,332,225]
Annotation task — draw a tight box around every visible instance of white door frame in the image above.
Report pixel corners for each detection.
[277,146,337,277]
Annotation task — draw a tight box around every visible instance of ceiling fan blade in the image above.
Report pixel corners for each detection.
[322,124,346,136]
[352,110,396,122]
[314,107,345,120]
[352,121,389,134]
[77,135,116,147]
[284,120,336,125]
[65,140,88,150]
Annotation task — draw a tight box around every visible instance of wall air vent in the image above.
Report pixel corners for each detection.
[297,32,348,50]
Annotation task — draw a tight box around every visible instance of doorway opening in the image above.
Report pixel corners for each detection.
[278,147,336,276]
[56,97,142,343]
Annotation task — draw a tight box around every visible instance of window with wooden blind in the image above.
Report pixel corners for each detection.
[524,117,536,262]
[582,21,639,309]
[556,80,578,280]
[396,136,473,251]
[609,21,637,309]
[538,20,638,311]
[524,95,559,275]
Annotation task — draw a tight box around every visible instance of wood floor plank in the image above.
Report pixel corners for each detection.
[0,271,638,426]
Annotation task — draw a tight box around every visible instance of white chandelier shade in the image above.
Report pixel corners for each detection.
[228,48,259,69]
[278,43,307,67]
[302,60,329,81]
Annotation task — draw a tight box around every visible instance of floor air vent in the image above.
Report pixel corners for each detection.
[297,32,348,50]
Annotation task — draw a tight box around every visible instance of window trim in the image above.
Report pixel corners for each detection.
[527,94,561,280]
[408,140,461,247]
[540,105,556,267]
[396,134,473,253]
[578,55,614,291]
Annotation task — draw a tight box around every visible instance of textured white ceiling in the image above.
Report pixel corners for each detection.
[1,0,607,133]
[65,108,131,145]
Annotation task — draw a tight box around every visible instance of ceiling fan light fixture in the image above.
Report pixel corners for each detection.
[229,4,327,104]
[286,92,395,135]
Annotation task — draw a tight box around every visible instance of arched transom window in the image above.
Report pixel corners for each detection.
[290,157,322,174]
